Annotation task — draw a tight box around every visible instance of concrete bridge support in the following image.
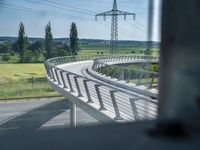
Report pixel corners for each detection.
[119,70,125,80]
[70,102,77,128]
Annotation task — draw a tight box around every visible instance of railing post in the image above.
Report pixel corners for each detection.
[48,66,53,79]
[83,80,93,103]
[60,71,67,88]
[137,71,144,86]
[64,57,67,63]
[55,69,62,85]
[149,73,155,88]
[118,69,125,81]
[112,71,117,78]
[70,101,76,128]
[74,76,83,97]
[129,97,140,120]
[94,84,106,110]
[66,73,74,92]
[100,63,104,73]
[44,62,51,78]
[127,70,132,82]
[51,68,56,82]
[110,90,123,120]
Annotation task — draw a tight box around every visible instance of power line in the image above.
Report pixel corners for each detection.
[97,21,142,40]
[41,0,98,14]
[126,21,147,33]
[24,0,93,16]
[1,2,82,19]
[135,20,147,29]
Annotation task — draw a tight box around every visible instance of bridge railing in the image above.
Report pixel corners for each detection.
[92,55,159,88]
[45,55,158,122]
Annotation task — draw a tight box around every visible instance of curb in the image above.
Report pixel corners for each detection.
[0,96,64,104]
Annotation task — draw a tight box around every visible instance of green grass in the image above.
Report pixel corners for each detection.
[78,45,160,56]
[0,64,59,99]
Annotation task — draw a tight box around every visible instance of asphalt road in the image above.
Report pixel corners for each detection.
[0,98,98,135]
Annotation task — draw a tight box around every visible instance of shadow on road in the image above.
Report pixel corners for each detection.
[0,99,70,134]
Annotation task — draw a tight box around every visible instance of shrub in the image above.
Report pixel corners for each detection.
[2,55,10,61]
[10,51,15,56]
[54,48,69,57]
[151,64,158,72]
[24,50,33,63]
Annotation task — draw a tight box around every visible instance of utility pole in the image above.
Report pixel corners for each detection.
[95,0,136,54]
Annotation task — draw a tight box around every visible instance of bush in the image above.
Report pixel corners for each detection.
[151,64,158,72]
[24,50,33,63]
[144,49,152,55]
[10,51,15,56]
[2,55,10,61]
[54,48,69,57]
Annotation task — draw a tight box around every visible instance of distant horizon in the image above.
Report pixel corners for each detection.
[0,36,160,42]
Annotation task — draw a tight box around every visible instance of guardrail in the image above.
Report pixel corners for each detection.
[44,55,158,125]
[93,56,159,88]
[88,55,159,98]
[92,55,159,88]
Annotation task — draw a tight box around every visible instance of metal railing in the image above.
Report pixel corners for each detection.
[44,55,158,123]
[92,55,159,89]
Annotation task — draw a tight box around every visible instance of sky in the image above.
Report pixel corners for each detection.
[0,0,161,41]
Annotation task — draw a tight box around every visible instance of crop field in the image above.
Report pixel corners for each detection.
[78,45,159,56]
[0,64,59,99]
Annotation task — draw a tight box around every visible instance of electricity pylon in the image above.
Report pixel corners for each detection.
[95,0,136,54]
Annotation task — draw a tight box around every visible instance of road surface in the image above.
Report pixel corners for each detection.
[0,98,98,135]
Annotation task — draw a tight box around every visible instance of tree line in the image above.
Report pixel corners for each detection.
[0,21,79,63]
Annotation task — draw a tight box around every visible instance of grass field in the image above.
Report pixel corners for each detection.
[0,64,59,99]
[78,45,160,56]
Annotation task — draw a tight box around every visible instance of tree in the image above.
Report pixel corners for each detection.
[17,22,26,63]
[12,41,18,53]
[45,22,53,59]
[0,41,11,54]
[54,43,70,57]
[69,22,79,55]
[145,48,152,55]
[29,40,44,52]
[24,50,33,63]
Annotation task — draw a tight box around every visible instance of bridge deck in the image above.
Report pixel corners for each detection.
[56,60,157,122]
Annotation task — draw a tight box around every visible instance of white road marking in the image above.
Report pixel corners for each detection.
[42,123,65,127]
[0,127,20,131]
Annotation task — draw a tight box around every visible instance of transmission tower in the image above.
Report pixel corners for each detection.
[95,0,136,54]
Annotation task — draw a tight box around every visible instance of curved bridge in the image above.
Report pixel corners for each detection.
[44,55,159,126]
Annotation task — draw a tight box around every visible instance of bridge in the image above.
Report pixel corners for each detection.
[44,55,159,127]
